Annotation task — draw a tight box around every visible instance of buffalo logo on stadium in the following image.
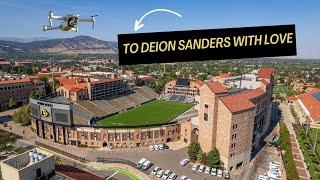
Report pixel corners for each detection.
[41,109,50,118]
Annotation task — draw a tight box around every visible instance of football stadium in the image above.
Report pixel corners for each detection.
[97,100,193,126]
[30,86,197,148]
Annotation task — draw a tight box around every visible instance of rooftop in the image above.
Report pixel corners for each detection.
[298,90,320,122]
[257,67,275,79]
[220,88,265,113]
[206,81,228,94]
[1,148,53,170]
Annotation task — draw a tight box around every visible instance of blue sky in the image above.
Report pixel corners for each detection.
[0,0,319,58]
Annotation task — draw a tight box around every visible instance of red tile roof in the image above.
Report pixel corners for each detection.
[57,77,87,91]
[261,79,270,85]
[257,68,275,79]
[206,81,228,94]
[220,88,265,113]
[56,165,103,180]
[219,72,231,78]
[298,91,320,122]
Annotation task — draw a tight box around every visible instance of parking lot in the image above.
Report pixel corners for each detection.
[87,146,227,180]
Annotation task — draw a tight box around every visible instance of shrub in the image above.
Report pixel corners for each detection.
[279,122,299,180]
[187,142,201,162]
[205,148,221,168]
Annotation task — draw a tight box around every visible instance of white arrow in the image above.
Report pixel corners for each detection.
[134,9,182,31]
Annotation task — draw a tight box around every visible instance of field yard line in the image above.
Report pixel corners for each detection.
[106,171,119,180]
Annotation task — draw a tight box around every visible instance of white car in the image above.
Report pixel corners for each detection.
[159,144,165,150]
[149,145,155,151]
[192,164,199,171]
[197,165,205,173]
[259,175,268,180]
[180,159,190,166]
[224,171,230,179]
[217,169,223,177]
[168,173,177,180]
[162,170,172,179]
[157,170,165,178]
[204,166,211,174]
[141,160,151,170]
[211,168,217,176]
[137,158,146,168]
[154,144,160,151]
[151,166,161,175]
[180,175,188,180]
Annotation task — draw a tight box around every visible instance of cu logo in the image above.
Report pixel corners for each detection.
[41,109,50,117]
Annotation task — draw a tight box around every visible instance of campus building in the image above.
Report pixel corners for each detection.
[198,67,275,171]
[56,75,125,102]
[0,76,45,111]
[297,89,320,123]
[165,78,203,97]
[0,149,55,180]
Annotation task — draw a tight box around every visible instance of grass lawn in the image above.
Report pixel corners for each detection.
[92,167,140,180]
[296,129,320,179]
[97,100,193,127]
[274,85,298,96]
[308,128,320,156]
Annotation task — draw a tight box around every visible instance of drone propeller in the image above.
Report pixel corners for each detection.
[48,11,53,26]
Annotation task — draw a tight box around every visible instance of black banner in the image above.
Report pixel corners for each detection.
[118,24,296,65]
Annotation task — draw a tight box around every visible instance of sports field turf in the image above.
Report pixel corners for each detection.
[97,100,193,127]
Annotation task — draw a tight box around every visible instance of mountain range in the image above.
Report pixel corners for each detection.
[0,36,117,54]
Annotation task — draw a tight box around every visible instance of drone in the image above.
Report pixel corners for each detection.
[43,11,97,32]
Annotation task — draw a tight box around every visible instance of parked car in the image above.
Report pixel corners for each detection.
[192,164,199,171]
[211,168,217,176]
[205,166,211,174]
[224,171,230,179]
[157,170,165,178]
[137,158,146,168]
[180,175,188,180]
[180,159,190,166]
[217,169,223,177]
[259,175,268,180]
[159,144,165,150]
[162,170,172,179]
[142,160,151,170]
[149,145,155,151]
[168,173,177,180]
[154,144,160,151]
[151,166,161,175]
[198,165,205,173]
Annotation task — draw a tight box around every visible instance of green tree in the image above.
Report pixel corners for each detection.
[0,132,16,154]
[187,142,201,162]
[12,105,30,124]
[205,148,221,168]
[8,98,17,108]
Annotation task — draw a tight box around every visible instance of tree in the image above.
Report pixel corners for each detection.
[0,131,16,154]
[12,105,30,124]
[206,148,221,168]
[187,142,201,162]
[8,98,17,108]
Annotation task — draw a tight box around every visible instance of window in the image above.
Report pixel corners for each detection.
[232,133,237,139]
[231,143,236,149]
[205,104,209,108]
[232,124,238,130]
[204,113,208,121]
[230,153,235,157]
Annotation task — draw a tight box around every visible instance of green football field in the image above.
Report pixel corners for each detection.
[97,100,193,127]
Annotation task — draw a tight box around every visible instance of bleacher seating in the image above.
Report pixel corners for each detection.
[78,101,107,117]
[72,86,158,125]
